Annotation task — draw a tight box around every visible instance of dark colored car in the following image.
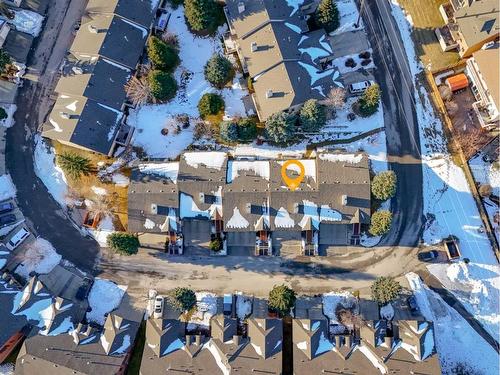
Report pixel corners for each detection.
[0,214,16,227]
[418,250,439,262]
[407,295,419,313]
[0,202,14,215]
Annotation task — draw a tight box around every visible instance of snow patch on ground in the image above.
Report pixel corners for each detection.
[15,238,61,278]
[323,98,384,135]
[236,293,252,320]
[380,303,394,320]
[112,173,129,187]
[87,215,115,247]
[10,9,44,36]
[331,0,363,35]
[86,279,126,325]
[332,50,375,74]
[322,291,356,324]
[187,292,217,329]
[406,272,499,374]
[0,104,17,128]
[34,136,70,208]
[0,174,17,200]
[427,262,500,342]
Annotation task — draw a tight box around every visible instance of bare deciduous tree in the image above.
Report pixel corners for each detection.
[439,85,452,102]
[324,87,346,109]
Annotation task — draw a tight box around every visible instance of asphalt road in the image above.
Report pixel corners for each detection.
[363,0,425,247]
[5,0,99,274]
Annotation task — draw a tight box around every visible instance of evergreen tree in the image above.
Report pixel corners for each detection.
[265,111,296,143]
[369,210,392,236]
[315,0,340,33]
[197,93,225,119]
[269,284,296,316]
[371,277,402,305]
[358,84,381,117]
[57,152,93,180]
[184,0,217,32]
[371,171,397,201]
[169,287,197,311]
[148,70,177,101]
[0,49,11,74]
[107,233,140,255]
[147,36,179,71]
[219,120,239,142]
[299,99,326,132]
[237,118,257,142]
[0,107,7,121]
[204,54,234,88]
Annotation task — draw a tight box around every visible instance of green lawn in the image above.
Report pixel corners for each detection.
[397,0,460,71]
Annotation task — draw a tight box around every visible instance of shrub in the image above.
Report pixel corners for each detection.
[0,107,7,121]
[345,58,356,68]
[0,50,11,74]
[359,51,371,59]
[299,99,326,132]
[148,70,177,101]
[209,237,222,251]
[369,210,392,236]
[219,120,239,142]
[314,0,340,33]
[265,111,296,143]
[478,184,492,198]
[358,84,380,117]
[204,54,234,88]
[185,0,219,32]
[371,277,402,305]
[268,284,296,316]
[107,233,140,256]
[161,32,179,48]
[361,59,372,66]
[57,152,93,180]
[198,93,224,119]
[169,287,197,311]
[147,36,179,71]
[372,171,397,201]
[237,117,257,142]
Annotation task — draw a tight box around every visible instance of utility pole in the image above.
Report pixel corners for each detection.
[355,0,365,28]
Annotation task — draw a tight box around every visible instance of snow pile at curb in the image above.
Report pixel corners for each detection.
[0,104,17,128]
[86,279,126,325]
[0,174,17,200]
[406,272,499,374]
[428,262,500,342]
[34,136,69,208]
[15,238,62,278]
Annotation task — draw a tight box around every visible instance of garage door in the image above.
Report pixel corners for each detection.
[319,223,348,245]
[273,231,301,257]
[183,220,211,254]
[227,232,255,256]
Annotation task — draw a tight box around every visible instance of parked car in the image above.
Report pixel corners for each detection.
[407,295,419,313]
[348,80,374,95]
[418,250,439,262]
[0,201,14,215]
[0,214,16,227]
[223,294,232,316]
[153,295,164,319]
[6,226,30,251]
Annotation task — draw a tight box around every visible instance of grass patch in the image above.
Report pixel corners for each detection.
[52,142,129,230]
[126,320,146,375]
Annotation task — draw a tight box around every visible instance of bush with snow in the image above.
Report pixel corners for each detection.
[107,232,139,255]
[369,210,392,236]
[197,93,224,119]
[204,54,234,89]
[148,70,177,101]
[265,111,296,143]
[371,171,397,201]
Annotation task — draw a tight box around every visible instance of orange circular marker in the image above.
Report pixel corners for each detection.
[281,160,305,191]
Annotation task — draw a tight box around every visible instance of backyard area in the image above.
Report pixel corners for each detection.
[395,0,460,71]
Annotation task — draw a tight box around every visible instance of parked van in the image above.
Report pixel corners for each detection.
[348,80,374,95]
[6,227,30,251]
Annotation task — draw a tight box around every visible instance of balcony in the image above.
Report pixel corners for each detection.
[223,31,238,54]
[255,232,272,256]
[435,25,458,52]
[439,2,455,24]
[472,101,499,130]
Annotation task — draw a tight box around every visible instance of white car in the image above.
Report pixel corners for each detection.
[348,80,374,95]
[153,295,164,319]
[6,227,30,251]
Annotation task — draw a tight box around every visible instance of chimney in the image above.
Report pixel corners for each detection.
[251,41,258,52]
[233,335,241,345]
[195,335,202,346]
[238,1,245,14]
[335,336,342,348]
[185,335,192,346]
[266,89,273,98]
[341,195,348,206]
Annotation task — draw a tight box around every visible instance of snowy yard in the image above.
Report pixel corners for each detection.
[0,174,16,201]
[390,1,496,264]
[86,278,126,325]
[427,262,500,342]
[0,104,17,128]
[331,0,364,35]
[10,9,44,37]
[406,273,499,374]
[186,292,217,330]
[15,238,62,279]
[322,291,356,325]
[129,6,246,158]
[331,51,375,74]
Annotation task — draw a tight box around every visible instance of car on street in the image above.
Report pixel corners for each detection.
[6,226,30,251]
[0,214,17,228]
[418,250,439,262]
[0,201,14,215]
[153,295,164,319]
[407,295,419,313]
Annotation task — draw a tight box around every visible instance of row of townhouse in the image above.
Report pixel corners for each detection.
[139,296,441,375]
[128,151,372,256]
[41,0,160,156]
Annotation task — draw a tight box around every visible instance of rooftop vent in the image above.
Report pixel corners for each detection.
[199,192,205,203]
[151,204,158,214]
[245,203,251,213]
[238,1,245,14]
[266,89,273,98]
[251,41,258,52]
